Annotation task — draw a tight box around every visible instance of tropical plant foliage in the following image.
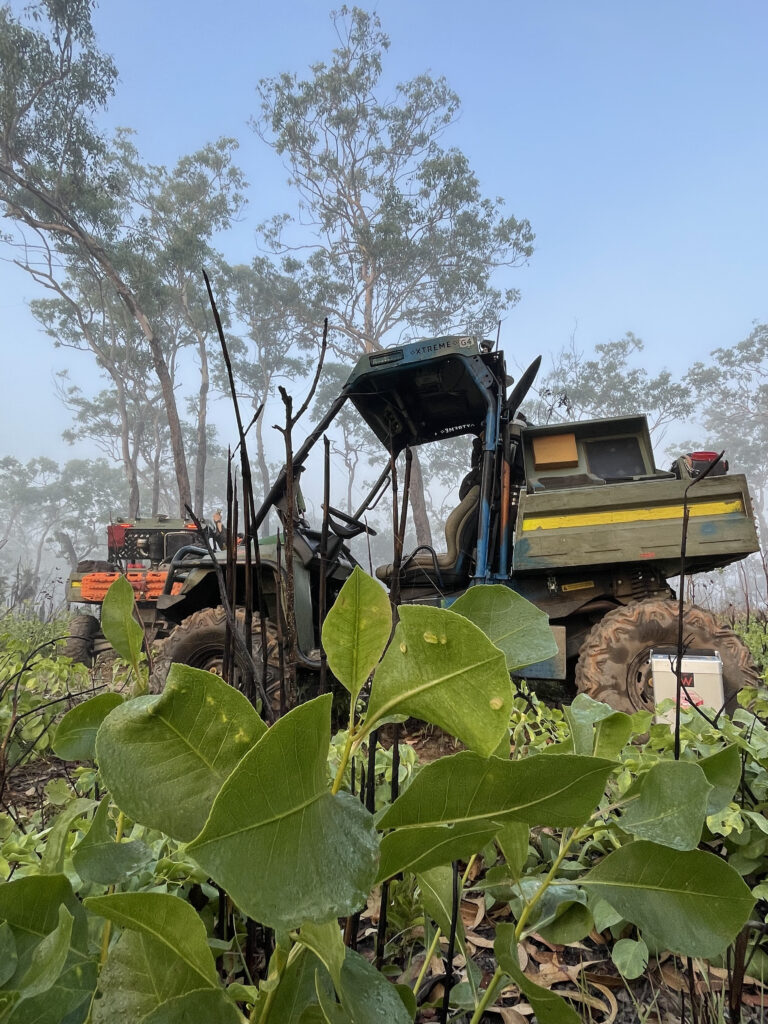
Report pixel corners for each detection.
[0,576,765,1022]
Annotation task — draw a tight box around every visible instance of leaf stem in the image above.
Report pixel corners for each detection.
[461,854,477,888]
[514,825,587,939]
[413,928,442,995]
[469,965,505,1024]
[98,812,125,965]
[470,825,592,1024]
[331,692,362,795]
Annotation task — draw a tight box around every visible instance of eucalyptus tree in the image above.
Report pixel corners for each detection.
[0,1,245,516]
[223,259,314,527]
[110,131,247,513]
[685,323,768,540]
[530,332,693,442]
[0,0,194,512]
[32,275,156,518]
[310,362,381,515]
[0,455,127,603]
[253,7,533,543]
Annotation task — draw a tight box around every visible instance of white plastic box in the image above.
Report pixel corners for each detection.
[650,650,724,726]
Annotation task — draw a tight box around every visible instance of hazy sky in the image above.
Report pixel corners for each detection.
[1,0,767,463]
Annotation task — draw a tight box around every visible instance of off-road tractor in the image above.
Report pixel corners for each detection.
[68,335,762,715]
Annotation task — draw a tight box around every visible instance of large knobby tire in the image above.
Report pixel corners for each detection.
[61,613,100,667]
[575,599,759,716]
[150,606,281,698]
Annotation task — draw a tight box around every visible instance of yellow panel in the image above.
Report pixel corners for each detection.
[522,498,744,532]
[532,433,578,470]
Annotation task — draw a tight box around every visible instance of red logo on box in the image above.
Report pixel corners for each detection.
[680,673,704,706]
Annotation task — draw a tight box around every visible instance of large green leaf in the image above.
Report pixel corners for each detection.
[0,924,17,988]
[297,922,345,990]
[364,606,512,756]
[377,753,612,881]
[417,866,465,949]
[86,892,218,988]
[14,905,72,1002]
[86,892,223,1023]
[96,664,266,841]
[39,799,94,874]
[379,751,615,830]
[563,694,618,755]
[269,951,332,1023]
[141,989,242,1024]
[378,822,500,882]
[699,745,741,814]
[451,585,558,670]
[101,575,144,665]
[337,947,413,1023]
[52,693,124,761]
[321,566,391,699]
[495,923,580,1023]
[510,880,592,944]
[72,798,152,885]
[188,695,379,930]
[619,761,711,850]
[583,841,754,958]
[0,875,95,1024]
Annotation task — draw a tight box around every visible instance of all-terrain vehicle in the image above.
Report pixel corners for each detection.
[63,515,218,664]
[68,335,762,714]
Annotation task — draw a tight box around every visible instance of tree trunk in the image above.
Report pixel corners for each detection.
[255,412,271,535]
[151,413,162,517]
[408,449,432,548]
[115,378,141,518]
[0,172,193,515]
[55,531,79,571]
[194,332,209,516]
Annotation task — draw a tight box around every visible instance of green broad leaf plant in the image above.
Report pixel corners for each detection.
[0,572,760,1022]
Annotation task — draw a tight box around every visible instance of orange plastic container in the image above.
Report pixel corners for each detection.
[80,572,121,601]
[80,569,171,602]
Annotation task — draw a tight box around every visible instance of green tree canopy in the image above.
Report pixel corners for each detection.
[253,7,533,543]
[531,332,694,443]
[685,323,768,537]
[253,6,534,357]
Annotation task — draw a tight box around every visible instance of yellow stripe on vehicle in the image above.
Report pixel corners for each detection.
[521,498,744,532]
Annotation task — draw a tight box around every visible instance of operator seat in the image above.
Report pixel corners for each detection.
[375,485,480,590]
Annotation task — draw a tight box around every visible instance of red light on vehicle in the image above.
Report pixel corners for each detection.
[690,451,719,462]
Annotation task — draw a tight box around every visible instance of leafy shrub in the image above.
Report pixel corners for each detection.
[0,572,763,1022]
[736,616,768,680]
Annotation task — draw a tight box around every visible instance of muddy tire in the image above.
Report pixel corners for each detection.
[575,599,759,715]
[62,613,100,667]
[150,607,281,700]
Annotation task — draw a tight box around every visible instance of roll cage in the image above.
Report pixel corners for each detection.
[254,335,524,585]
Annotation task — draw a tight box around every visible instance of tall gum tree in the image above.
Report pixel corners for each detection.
[531,333,694,443]
[220,259,314,533]
[685,324,768,543]
[253,7,534,544]
[0,1,194,514]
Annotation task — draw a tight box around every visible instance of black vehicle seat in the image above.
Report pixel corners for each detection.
[376,485,480,589]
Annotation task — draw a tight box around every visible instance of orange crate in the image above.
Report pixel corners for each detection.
[80,572,121,602]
